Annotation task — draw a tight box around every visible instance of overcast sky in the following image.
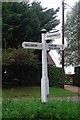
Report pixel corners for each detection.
[29,0,78,31]
[30,0,78,9]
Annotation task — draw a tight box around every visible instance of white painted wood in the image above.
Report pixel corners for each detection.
[45,32,61,40]
[22,42,42,49]
[41,29,49,103]
[47,43,64,50]
[22,29,65,103]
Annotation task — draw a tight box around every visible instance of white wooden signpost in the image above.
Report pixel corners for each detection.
[47,43,64,50]
[22,29,64,103]
[22,42,42,50]
[45,32,61,40]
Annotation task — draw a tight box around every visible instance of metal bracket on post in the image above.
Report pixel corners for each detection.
[41,29,49,103]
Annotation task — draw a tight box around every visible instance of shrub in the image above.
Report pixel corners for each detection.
[3,64,65,88]
[73,66,80,86]
[2,48,41,87]
[48,65,65,88]
[3,49,65,88]
[2,99,80,119]
[2,64,41,87]
[2,48,38,66]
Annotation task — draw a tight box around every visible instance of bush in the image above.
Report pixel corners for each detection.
[3,64,65,88]
[2,64,41,87]
[2,48,38,66]
[2,99,80,119]
[2,48,41,87]
[2,49,65,88]
[48,65,65,88]
[73,66,80,86]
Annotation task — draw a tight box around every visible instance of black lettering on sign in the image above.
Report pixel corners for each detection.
[47,35,54,37]
[47,44,63,50]
[48,45,60,50]
[47,34,59,38]
[25,44,37,47]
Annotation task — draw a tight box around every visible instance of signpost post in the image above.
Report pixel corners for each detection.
[22,29,64,103]
[41,29,49,102]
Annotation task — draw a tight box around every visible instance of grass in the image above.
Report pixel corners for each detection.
[2,87,77,99]
[49,87,77,97]
[2,98,80,119]
[2,87,80,119]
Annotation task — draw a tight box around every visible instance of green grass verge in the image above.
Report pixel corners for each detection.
[2,87,77,99]
[2,98,80,119]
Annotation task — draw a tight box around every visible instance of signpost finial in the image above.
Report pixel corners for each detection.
[41,29,47,33]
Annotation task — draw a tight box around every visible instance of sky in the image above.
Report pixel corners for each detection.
[30,0,78,10]
[30,0,75,7]
[29,0,78,74]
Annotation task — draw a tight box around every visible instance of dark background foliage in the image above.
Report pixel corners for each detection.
[2,1,63,88]
[2,1,60,48]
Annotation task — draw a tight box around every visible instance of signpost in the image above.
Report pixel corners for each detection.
[22,29,64,103]
[47,43,64,50]
[22,42,42,49]
[45,32,61,40]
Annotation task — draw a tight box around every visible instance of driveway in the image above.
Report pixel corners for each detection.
[64,85,80,93]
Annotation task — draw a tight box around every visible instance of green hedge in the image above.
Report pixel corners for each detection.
[3,64,65,88]
[2,64,41,87]
[48,65,65,88]
[2,99,80,120]
[73,66,80,86]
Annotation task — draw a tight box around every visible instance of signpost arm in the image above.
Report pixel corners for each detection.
[41,29,49,103]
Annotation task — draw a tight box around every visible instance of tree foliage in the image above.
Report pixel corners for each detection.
[2,48,39,66]
[65,1,80,66]
[2,1,60,48]
[2,1,60,85]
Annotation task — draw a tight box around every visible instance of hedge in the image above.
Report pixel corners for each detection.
[2,99,80,120]
[48,65,65,88]
[2,64,41,87]
[3,64,65,88]
[73,66,80,86]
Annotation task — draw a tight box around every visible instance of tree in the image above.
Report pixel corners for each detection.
[2,2,31,48]
[2,48,38,66]
[31,1,60,31]
[2,48,40,85]
[2,1,60,48]
[64,1,80,66]
[2,1,60,85]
